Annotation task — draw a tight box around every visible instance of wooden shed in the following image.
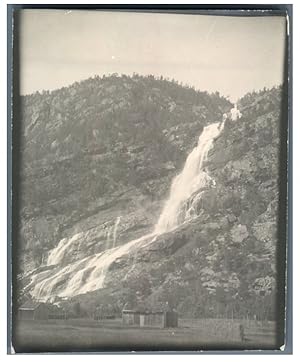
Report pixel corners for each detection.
[140,311,165,328]
[18,301,49,320]
[122,309,140,325]
[140,310,178,328]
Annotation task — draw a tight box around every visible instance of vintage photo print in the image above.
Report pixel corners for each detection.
[9,7,291,353]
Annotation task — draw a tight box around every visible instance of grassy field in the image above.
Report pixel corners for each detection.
[12,318,278,353]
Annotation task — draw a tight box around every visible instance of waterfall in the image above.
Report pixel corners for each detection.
[47,216,121,268]
[32,233,155,300]
[154,121,224,233]
[30,114,230,301]
[230,104,242,121]
[112,216,121,248]
[105,225,112,251]
[47,233,81,266]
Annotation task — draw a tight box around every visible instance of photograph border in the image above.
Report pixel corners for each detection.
[6,3,293,354]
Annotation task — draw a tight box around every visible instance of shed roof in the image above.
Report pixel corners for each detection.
[139,310,164,315]
[19,301,45,310]
[122,308,164,314]
[122,309,140,314]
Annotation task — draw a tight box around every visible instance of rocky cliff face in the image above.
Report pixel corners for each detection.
[17,76,283,320]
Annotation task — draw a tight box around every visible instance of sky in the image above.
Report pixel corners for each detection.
[19,10,286,102]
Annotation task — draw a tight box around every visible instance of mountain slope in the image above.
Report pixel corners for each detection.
[17,77,283,321]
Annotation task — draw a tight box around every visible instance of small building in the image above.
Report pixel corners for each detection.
[140,311,165,328]
[122,309,140,325]
[140,310,178,328]
[18,301,49,320]
[122,308,178,328]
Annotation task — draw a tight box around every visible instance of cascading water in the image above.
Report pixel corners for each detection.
[31,232,156,300]
[154,122,224,233]
[30,112,232,301]
[47,233,82,266]
[230,104,242,121]
[112,217,121,248]
[105,226,112,251]
[104,216,121,251]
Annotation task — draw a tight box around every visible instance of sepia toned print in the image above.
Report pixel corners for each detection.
[11,9,288,352]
